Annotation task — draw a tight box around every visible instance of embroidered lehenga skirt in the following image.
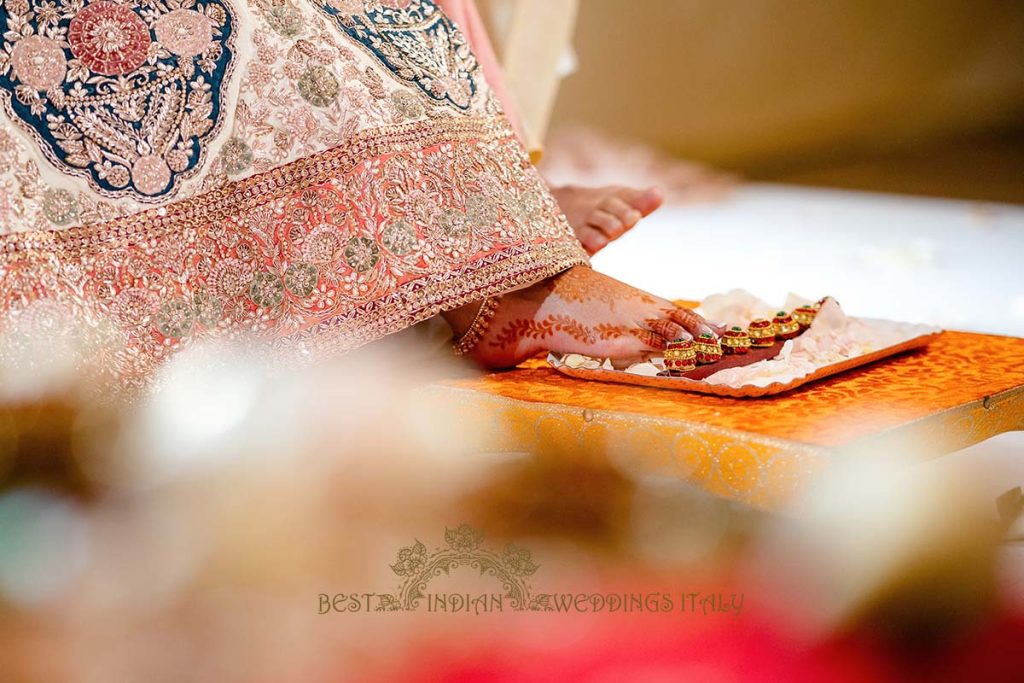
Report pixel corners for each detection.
[0,0,587,392]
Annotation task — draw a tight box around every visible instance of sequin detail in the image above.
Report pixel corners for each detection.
[312,0,479,111]
[68,2,151,76]
[41,189,80,226]
[131,155,172,196]
[10,35,67,90]
[297,65,339,107]
[0,118,588,395]
[156,299,195,338]
[250,271,285,308]
[219,137,254,175]
[344,236,379,272]
[265,3,304,38]
[284,262,319,297]
[154,9,213,58]
[0,0,238,201]
[391,90,424,121]
[381,220,416,255]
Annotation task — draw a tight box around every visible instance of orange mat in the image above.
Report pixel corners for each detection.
[429,330,1024,508]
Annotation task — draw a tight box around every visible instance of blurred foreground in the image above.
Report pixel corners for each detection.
[1,330,1022,682]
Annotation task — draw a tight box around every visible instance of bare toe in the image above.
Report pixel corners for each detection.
[586,210,626,240]
[599,196,643,231]
[622,186,664,216]
[576,226,609,255]
[645,318,688,342]
[667,307,717,339]
[551,184,666,255]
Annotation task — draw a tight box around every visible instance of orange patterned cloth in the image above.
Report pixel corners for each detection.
[431,330,1024,508]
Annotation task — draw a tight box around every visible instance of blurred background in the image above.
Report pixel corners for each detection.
[549,0,1024,203]
[516,0,1024,335]
[536,2,1024,568]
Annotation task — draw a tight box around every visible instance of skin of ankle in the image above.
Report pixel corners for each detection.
[441,302,482,339]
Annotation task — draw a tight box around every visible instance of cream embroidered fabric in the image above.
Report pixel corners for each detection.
[0,1,588,394]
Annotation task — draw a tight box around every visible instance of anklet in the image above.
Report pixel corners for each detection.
[453,296,500,356]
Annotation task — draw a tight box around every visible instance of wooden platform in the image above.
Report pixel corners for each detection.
[429,330,1024,509]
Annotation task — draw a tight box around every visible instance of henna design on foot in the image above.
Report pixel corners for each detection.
[593,323,667,350]
[489,314,596,349]
[546,267,657,308]
[632,329,668,350]
[645,318,687,341]
[489,318,556,348]
[467,266,721,368]
[549,314,596,344]
[594,323,629,341]
[664,306,717,337]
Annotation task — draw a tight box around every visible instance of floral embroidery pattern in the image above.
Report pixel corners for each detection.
[0,3,578,398]
[199,4,380,191]
[68,1,151,75]
[312,0,480,111]
[297,64,339,106]
[0,118,588,395]
[265,3,304,38]
[0,123,127,233]
[0,0,237,201]
[0,0,501,231]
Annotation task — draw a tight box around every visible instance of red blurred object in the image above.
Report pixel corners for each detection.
[369,591,1024,683]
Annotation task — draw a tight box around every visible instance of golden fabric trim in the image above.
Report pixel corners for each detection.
[0,116,589,392]
[1,117,519,259]
[280,241,587,364]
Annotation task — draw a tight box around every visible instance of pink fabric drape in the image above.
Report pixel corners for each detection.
[436,0,527,145]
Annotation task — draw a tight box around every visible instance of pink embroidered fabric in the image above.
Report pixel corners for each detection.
[0,1,587,394]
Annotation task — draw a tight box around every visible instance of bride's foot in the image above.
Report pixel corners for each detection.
[550,184,664,255]
[444,266,716,369]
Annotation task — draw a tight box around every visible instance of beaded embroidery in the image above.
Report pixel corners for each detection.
[0,0,237,201]
[0,118,588,394]
[0,3,587,398]
[312,0,480,111]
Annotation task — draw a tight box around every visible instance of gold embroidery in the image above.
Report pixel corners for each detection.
[0,0,239,201]
[2,117,518,259]
[1,117,588,395]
